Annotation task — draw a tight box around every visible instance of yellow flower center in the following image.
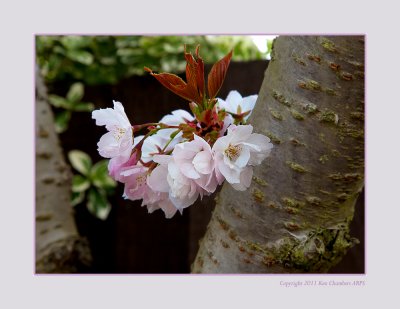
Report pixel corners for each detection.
[113,127,127,141]
[136,174,147,187]
[224,144,242,161]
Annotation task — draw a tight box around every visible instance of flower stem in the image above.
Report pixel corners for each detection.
[161,129,181,152]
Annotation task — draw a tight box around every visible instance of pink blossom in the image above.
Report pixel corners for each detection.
[212,124,273,190]
[108,135,144,181]
[92,100,133,163]
[120,163,178,218]
[145,193,178,219]
[147,135,219,212]
[120,164,149,201]
[172,134,217,193]
[147,153,205,212]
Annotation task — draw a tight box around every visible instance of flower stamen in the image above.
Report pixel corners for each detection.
[136,174,147,187]
[113,127,127,141]
[224,144,242,161]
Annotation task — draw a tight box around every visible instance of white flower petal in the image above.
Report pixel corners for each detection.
[146,203,160,214]
[230,125,253,144]
[167,161,181,180]
[158,199,178,218]
[217,160,241,184]
[192,150,213,174]
[133,135,144,147]
[152,154,172,165]
[159,114,178,125]
[141,135,163,162]
[220,115,233,136]
[217,98,227,110]
[193,135,212,154]
[160,109,194,126]
[241,95,257,114]
[173,143,197,160]
[246,133,271,149]
[234,146,250,168]
[226,90,243,111]
[97,132,119,158]
[94,110,124,131]
[171,109,194,121]
[112,100,125,115]
[215,165,225,185]
[92,101,131,131]
[246,133,273,165]
[231,167,253,191]
[189,181,199,198]
[119,130,133,150]
[155,128,176,141]
[241,141,261,152]
[169,190,198,210]
[92,108,115,126]
[223,153,237,169]
[196,173,218,193]
[212,134,230,153]
[147,165,169,192]
[180,162,201,179]
[113,101,131,126]
[227,124,238,135]
[119,165,143,177]
[249,149,272,166]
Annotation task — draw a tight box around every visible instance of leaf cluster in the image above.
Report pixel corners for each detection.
[68,150,116,220]
[48,82,94,133]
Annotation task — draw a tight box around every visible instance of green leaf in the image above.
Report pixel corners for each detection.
[67,82,84,102]
[72,102,94,112]
[72,174,90,192]
[87,188,112,220]
[90,160,116,189]
[61,36,90,50]
[66,50,94,65]
[54,110,71,133]
[68,150,92,175]
[100,57,116,65]
[48,94,72,109]
[71,191,85,207]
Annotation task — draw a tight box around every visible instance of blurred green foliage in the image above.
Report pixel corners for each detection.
[69,150,116,220]
[36,35,267,86]
[48,82,94,133]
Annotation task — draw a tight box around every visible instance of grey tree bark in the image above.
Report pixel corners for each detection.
[35,69,91,273]
[192,36,364,273]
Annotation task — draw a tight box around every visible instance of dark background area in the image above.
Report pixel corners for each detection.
[54,60,364,273]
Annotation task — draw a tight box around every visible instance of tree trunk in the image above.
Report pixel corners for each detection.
[192,36,364,273]
[35,68,92,273]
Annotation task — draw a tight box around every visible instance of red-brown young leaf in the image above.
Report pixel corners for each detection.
[144,67,197,102]
[195,45,205,98]
[207,50,233,99]
[184,45,205,104]
[185,60,201,103]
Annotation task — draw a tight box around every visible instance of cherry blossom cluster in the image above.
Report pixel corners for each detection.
[92,47,273,218]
